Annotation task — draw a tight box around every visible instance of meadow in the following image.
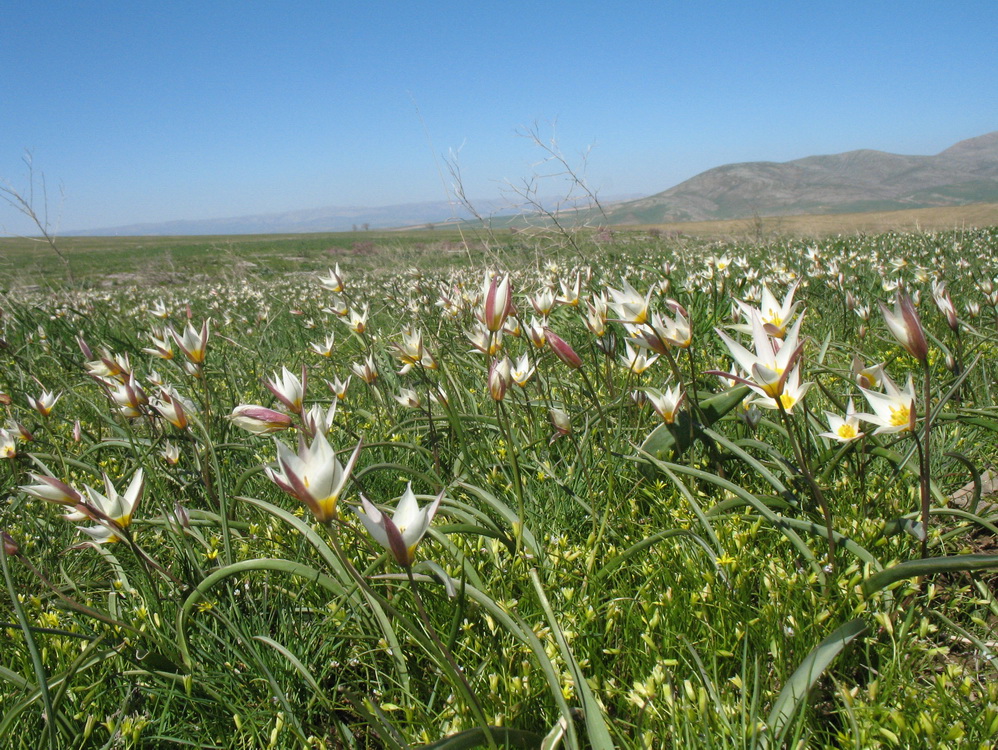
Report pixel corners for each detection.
[1,224,997,748]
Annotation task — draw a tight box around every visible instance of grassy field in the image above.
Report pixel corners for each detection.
[1,221,997,748]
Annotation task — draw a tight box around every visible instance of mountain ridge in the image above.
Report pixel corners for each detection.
[602,131,998,224]
[63,132,998,235]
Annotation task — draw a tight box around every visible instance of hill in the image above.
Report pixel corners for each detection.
[604,131,998,224]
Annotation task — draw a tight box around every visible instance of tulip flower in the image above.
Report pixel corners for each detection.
[510,353,535,387]
[322,295,349,317]
[344,306,369,334]
[142,330,175,360]
[530,287,557,318]
[557,273,582,307]
[620,342,659,374]
[303,402,338,436]
[27,390,61,417]
[350,356,378,385]
[150,387,191,430]
[545,328,583,370]
[584,298,608,338]
[488,357,512,401]
[266,435,362,523]
[880,291,928,362]
[734,280,801,338]
[161,442,181,465]
[394,388,422,409]
[310,333,337,357]
[931,280,959,332]
[819,399,865,443]
[483,273,513,332]
[607,280,652,324]
[526,317,547,348]
[21,473,83,505]
[86,349,132,380]
[549,408,572,439]
[106,375,148,417]
[327,375,351,400]
[467,323,501,355]
[355,484,443,567]
[75,470,145,544]
[857,371,917,434]
[714,311,804,398]
[852,357,886,390]
[228,405,294,435]
[318,264,346,293]
[391,328,436,373]
[149,299,170,319]
[265,366,306,414]
[750,364,812,413]
[644,385,685,424]
[171,320,210,366]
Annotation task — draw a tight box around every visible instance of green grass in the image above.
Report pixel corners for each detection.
[0,226,997,748]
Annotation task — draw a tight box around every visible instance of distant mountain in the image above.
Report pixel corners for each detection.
[66,193,645,236]
[65,200,484,236]
[603,132,998,224]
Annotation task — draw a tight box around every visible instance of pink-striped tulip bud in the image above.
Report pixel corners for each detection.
[549,408,572,440]
[483,273,513,332]
[21,473,83,505]
[2,531,18,556]
[932,281,959,333]
[526,317,547,349]
[228,405,294,435]
[880,291,927,362]
[545,329,583,370]
[10,421,34,442]
[77,333,94,361]
[488,357,512,401]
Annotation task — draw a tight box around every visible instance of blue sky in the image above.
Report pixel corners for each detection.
[1,1,996,234]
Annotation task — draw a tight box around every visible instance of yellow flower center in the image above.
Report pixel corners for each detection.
[778,393,797,410]
[889,404,911,427]
[836,424,858,440]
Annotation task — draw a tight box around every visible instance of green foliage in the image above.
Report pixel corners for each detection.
[0,226,997,748]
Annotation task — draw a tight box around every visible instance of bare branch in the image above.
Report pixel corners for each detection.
[1,151,75,285]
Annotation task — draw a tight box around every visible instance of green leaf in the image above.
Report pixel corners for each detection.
[417,727,544,749]
[861,554,998,597]
[640,386,749,463]
[764,618,868,747]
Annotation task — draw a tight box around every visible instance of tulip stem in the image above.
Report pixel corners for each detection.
[919,360,932,559]
[406,567,498,750]
[775,399,837,572]
[495,400,526,551]
[2,544,57,750]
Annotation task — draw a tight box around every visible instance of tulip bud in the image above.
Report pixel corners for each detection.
[880,291,927,362]
[483,273,513,333]
[2,531,19,556]
[488,357,512,402]
[227,405,294,435]
[549,408,572,439]
[545,329,583,370]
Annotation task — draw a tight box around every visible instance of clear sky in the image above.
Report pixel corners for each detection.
[1,1,996,234]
